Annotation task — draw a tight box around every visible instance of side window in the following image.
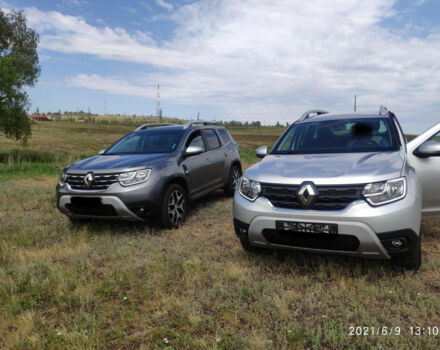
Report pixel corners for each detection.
[429,131,440,143]
[217,128,231,144]
[203,129,221,150]
[186,131,206,152]
[392,119,406,146]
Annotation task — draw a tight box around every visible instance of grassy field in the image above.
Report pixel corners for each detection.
[0,119,439,349]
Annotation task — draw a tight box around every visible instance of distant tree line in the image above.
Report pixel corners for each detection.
[41,110,288,128]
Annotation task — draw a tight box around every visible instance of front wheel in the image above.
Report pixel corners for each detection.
[160,184,188,229]
[224,165,242,197]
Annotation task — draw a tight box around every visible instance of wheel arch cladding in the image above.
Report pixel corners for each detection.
[231,160,242,172]
[166,176,189,196]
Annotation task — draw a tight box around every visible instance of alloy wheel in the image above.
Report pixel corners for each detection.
[232,168,241,190]
[167,189,186,227]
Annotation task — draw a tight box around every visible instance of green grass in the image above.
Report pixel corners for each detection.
[0,119,439,349]
[0,162,63,181]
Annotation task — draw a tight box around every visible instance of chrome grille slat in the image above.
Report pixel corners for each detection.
[66,173,119,190]
[260,183,364,211]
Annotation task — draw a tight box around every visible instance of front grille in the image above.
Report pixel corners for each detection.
[262,229,360,251]
[66,173,119,190]
[260,183,364,211]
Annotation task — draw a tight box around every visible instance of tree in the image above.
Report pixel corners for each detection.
[0,9,40,142]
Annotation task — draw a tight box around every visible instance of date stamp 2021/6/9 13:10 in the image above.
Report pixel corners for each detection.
[349,326,440,336]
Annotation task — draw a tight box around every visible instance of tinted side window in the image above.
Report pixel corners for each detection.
[186,131,206,152]
[429,131,440,143]
[217,128,231,144]
[203,129,221,150]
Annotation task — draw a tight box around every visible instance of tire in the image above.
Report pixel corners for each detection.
[394,235,421,270]
[234,221,259,253]
[224,164,242,197]
[239,234,257,252]
[160,184,189,229]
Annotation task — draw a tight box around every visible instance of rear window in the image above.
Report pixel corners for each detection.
[203,129,221,150]
[217,128,232,144]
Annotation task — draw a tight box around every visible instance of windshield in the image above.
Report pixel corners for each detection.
[105,129,183,155]
[273,118,400,154]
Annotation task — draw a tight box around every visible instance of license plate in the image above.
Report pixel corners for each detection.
[276,220,338,234]
[71,197,102,208]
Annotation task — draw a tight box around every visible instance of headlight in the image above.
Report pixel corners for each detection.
[239,177,261,201]
[362,177,406,206]
[118,169,151,187]
[59,171,67,186]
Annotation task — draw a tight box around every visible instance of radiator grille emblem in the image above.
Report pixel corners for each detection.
[297,182,317,206]
[83,172,95,188]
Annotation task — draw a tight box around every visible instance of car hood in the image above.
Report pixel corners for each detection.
[244,151,405,185]
[67,153,170,173]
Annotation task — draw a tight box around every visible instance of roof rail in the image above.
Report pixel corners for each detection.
[298,109,329,122]
[134,123,175,131]
[183,120,218,129]
[379,105,389,116]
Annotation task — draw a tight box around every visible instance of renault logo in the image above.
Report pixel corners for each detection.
[297,182,317,206]
[83,172,95,188]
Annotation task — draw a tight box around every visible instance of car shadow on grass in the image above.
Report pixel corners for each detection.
[68,190,231,235]
[241,246,416,278]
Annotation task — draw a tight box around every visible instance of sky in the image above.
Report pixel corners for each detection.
[1,0,440,133]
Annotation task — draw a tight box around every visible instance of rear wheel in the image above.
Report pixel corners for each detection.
[394,235,421,270]
[160,184,188,229]
[224,165,242,197]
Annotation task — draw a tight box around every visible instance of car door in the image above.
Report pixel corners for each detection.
[407,123,440,214]
[202,129,226,187]
[182,130,211,196]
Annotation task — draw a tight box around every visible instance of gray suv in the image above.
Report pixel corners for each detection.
[57,121,242,228]
[233,107,440,269]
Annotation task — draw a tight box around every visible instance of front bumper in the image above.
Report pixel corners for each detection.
[58,195,143,221]
[233,188,421,259]
[56,179,162,221]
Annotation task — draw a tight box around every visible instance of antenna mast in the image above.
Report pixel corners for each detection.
[156,84,162,121]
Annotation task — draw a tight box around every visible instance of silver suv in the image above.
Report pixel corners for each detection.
[57,121,242,228]
[233,107,440,269]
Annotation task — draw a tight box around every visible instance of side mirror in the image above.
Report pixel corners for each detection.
[185,145,204,157]
[413,140,440,158]
[256,145,268,159]
[98,149,106,155]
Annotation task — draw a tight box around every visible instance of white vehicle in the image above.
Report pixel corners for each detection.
[233,107,440,269]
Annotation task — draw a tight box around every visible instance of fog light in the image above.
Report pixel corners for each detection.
[391,239,404,248]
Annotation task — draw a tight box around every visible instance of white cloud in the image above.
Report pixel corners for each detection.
[25,1,440,132]
[57,0,88,8]
[156,0,173,11]
[0,0,11,10]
